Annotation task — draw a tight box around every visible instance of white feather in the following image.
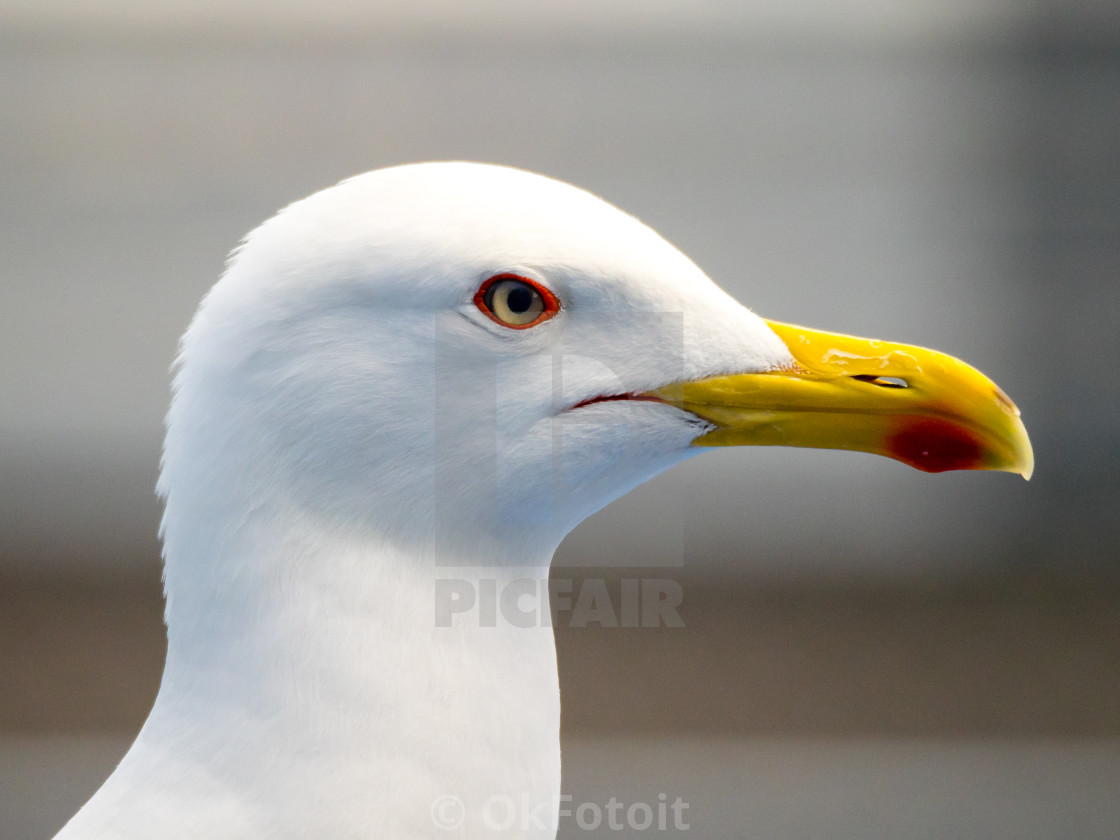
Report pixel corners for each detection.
[55,162,791,839]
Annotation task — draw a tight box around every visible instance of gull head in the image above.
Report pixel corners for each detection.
[160,162,1032,568]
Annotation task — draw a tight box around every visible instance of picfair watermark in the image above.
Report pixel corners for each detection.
[433,577,684,628]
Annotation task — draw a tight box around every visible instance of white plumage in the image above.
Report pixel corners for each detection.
[55,162,1030,839]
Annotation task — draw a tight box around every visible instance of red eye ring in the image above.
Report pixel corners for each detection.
[473,274,561,330]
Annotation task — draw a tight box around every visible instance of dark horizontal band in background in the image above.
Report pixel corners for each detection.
[4,571,1118,737]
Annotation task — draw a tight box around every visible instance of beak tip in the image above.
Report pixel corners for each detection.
[1011,422,1035,481]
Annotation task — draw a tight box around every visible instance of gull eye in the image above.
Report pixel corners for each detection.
[474,274,560,329]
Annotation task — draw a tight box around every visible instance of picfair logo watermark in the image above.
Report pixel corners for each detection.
[430,793,690,832]
[433,577,684,628]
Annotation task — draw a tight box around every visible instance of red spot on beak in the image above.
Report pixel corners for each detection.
[886,417,984,473]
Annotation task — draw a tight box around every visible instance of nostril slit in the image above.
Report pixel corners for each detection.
[853,374,909,389]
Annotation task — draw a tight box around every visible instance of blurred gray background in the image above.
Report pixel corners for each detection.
[1,2,1118,838]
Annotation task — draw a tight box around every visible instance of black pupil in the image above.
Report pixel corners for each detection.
[505,284,534,314]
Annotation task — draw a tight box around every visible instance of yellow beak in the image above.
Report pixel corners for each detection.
[650,320,1034,478]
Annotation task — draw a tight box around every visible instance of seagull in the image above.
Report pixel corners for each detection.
[54,162,1032,839]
